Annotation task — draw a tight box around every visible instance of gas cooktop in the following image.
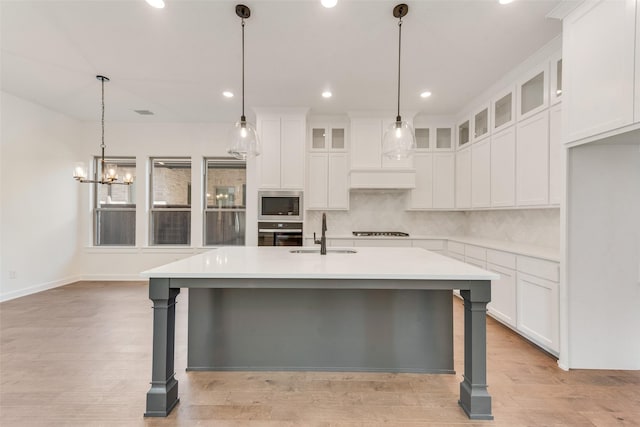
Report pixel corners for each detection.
[352,231,409,237]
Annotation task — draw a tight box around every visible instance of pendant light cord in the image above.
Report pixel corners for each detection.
[241,18,246,122]
[396,17,402,122]
[100,77,106,179]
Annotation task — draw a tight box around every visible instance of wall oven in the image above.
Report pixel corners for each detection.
[258,191,303,222]
[257,222,303,246]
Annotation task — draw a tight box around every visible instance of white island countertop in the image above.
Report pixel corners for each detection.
[141,246,499,281]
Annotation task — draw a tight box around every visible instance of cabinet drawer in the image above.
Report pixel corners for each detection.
[448,241,465,255]
[412,239,445,251]
[487,249,516,269]
[465,245,487,261]
[465,256,487,269]
[517,256,559,282]
[447,252,466,262]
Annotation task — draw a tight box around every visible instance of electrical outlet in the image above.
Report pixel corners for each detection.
[9,270,17,279]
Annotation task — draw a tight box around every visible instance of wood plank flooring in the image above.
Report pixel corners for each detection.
[1,281,639,426]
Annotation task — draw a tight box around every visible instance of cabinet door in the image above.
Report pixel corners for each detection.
[492,86,516,133]
[549,104,562,205]
[307,153,328,209]
[457,119,471,149]
[517,62,549,121]
[517,272,559,353]
[433,153,455,209]
[327,153,349,209]
[409,153,433,209]
[487,263,517,328]
[435,127,453,151]
[491,126,516,207]
[549,52,563,105]
[516,110,549,206]
[258,117,281,188]
[473,104,490,143]
[471,138,491,208]
[564,0,635,142]
[455,147,472,208]
[350,118,382,169]
[280,117,305,189]
[310,126,328,151]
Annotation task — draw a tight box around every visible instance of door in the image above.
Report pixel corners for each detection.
[487,263,517,328]
[491,126,516,207]
[433,153,455,209]
[471,138,491,208]
[516,110,549,206]
[517,272,559,353]
[455,147,471,208]
[409,153,434,209]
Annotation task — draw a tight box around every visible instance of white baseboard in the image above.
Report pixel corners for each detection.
[79,274,146,282]
[0,275,81,303]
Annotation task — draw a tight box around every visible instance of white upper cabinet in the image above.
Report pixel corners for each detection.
[309,122,347,152]
[414,126,454,152]
[549,104,562,205]
[516,110,549,206]
[490,126,516,207]
[257,113,306,190]
[306,153,329,209]
[471,138,491,208]
[433,153,455,209]
[435,127,454,151]
[455,146,472,208]
[492,86,516,133]
[408,153,434,209]
[472,104,490,143]
[563,0,636,143]
[457,118,471,150]
[549,51,563,105]
[517,62,549,121]
[327,153,349,209]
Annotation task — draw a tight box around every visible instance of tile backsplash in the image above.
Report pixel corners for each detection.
[305,190,560,248]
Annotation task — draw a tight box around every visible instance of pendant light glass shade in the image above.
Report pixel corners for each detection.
[227,4,260,160]
[382,119,416,160]
[383,4,416,160]
[228,119,260,160]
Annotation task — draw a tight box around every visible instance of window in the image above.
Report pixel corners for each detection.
[94,157,136,246]
[150,158,191,245]
[204,158,246,246]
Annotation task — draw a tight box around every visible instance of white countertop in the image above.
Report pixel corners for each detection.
[304,234,560,262]
[141,246,499,281]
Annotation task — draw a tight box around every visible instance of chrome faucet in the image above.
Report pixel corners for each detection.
[313,213,328,255]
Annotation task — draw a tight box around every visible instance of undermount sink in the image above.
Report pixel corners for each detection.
[290,249,357,254]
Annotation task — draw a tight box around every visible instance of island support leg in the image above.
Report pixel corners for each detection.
[459,282,493,420]
[145,278,180,417]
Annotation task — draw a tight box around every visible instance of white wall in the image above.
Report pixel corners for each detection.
[0,92,82,301]
[74,121,242,279]
[567,136,640,369]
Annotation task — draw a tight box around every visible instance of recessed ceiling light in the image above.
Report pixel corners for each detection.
[145,0,165,9]
[420,91,432,98]
[498,0,514,4]
[223,91,234,98]
[321,0,338,8]
[322,91,332,98]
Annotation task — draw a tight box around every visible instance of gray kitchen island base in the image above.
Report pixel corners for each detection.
[187,288,454,373]
[144,276,493,420]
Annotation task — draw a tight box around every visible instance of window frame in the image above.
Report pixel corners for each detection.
[92,156,136,247]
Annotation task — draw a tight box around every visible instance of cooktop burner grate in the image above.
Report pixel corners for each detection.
[352,231,409,237]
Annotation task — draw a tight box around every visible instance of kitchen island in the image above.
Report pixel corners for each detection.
[141,246,498,420]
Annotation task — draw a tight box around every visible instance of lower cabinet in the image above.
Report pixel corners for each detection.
[516,272,559,353]
[486,263,517,328]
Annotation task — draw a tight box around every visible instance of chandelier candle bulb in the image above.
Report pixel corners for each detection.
[74,162,87,180]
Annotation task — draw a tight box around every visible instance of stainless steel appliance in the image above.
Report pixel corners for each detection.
[352,231,409,237]
[258,191,303,221]
[258,221,303,246]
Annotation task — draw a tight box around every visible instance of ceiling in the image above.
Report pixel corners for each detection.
[0,0,562,124]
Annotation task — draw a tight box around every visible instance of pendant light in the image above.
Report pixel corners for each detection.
[382,3,416,160]
[73,75,133,185]
[227,4,260,160]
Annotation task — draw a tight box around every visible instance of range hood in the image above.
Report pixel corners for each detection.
[349,169,416,189]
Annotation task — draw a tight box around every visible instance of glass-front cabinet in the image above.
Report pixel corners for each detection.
[492,85,516,132]
[309,121,347,151]
[458,119,470,149]
[414,126,453,151]
[518,62,549,120]
[473,104,490,142]
[550,52,563,105]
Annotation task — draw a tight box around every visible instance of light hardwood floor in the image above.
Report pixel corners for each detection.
[1,281,639,426]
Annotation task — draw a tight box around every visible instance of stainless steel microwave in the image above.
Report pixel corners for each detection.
[258,191,303,221]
